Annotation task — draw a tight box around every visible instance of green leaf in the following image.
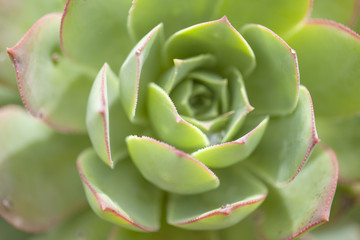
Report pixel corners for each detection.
[311,0,358,27]
[126,136,219,195]
[158,54,216,93]
[147,83,209,151]
[316,114,360,181]
[241,24,299,115]
[218,216,259,240]
[286,20,360,117]
[0,216,31,240]
[0,105,89,232]
[60,0,132,70]
[245,86,319,185]
[119,24,164,123]
[86,63,142,168]
[218,0,312,37]
[167,168,267,230]
[7,13,93,132]
[165,16,255,76]
[257,145,338,240]
[77,149,163,232]
[182,111,234,133]
[30,210,113,240]
[0,0,65,90]
[128,0,221,41]
[192,117,268,168]
[222,67,253,143]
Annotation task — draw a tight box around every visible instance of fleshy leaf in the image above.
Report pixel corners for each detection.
[167,168,267,230]
[192,117,268,168]
[126,136,219,195]
[311,0,359,27]
[0,105,89,233]
[128,0,222,41]
[7,13,93,132]
[218,0,312,37]
[316,114,360,181]
[0,216,31,240]
[30,210,113,240]
[165,16,255,76]
[257,145,338,240]
[182,111,234,133]
[60,0,132,70]
[119,24,164,123]
[287,20,360,117]
[218,216,259,240]
[77,149,162,232]
[245,86,319,185]
[86,63,142,168]
[147,83,209,151]
[158,54,216,93]
[241,24,299,115]
[222,67,253,143]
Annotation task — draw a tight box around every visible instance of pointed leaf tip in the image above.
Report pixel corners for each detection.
[126,136,219,194]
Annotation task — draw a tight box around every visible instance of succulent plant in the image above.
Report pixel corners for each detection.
[6,0,360,239]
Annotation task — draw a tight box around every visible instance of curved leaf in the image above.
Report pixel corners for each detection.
[167,168,267,230]
[257,144,338,240]
[126,136,219,195]
[119,24,164,123]
[316,114,360,181]
[147,83,209,151]
[86,63,142,168]
[311,0,359,28]
[218,0,312,37]
[165,16,255,76]
[158,54,216,93]
[128,0,221,41]
[60,0,132,70]
[0,105,89,233]
[246,86,319,185]
[192,117,268,168]
[241,24,299,115]
[7,13,93,132]
[77,149,163,232]
[287,20,360,117]
[30,210,113,240]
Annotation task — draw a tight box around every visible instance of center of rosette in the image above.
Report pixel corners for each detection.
[169,70,229,121]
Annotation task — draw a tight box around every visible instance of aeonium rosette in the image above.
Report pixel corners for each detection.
[3,3,338,240]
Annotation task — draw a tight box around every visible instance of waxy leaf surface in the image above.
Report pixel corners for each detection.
[77,150,162,232]
[287,20,360,117]
[147,83,209,151]
[246,86,319,185]
[119,24,163,122]
[192,117,268,168]
[218,0,312,37]
[242,24,299,116]
[165,17,255,76]
[126,136,219,194]
[0,106,89,232]
[87,64,142,168]
[167,168,267,230]
[61,0,132,70]
[258,145,338,240]
[7,13,92,132]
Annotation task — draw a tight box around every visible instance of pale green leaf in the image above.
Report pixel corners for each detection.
[287,20,360,117]
[0,105,89,232]
[126,136,219,195]
[7,13,93,132]
[119,24,164,123]
[167,168,267,230]
[258,145,338,240]
[242,24,299,115]
[77,149,163,232]
[245,86,319,185]
[147,83,209,151]
[60,0,132,70]
[165,17,255,76]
